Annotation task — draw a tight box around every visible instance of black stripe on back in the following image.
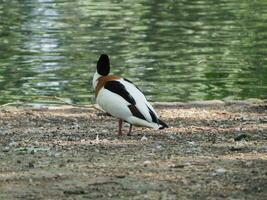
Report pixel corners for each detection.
[147,106,159,124]
[128,105,146,121]
[104,80,136,105]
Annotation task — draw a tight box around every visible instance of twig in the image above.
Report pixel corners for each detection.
[0,101,22,108]
[0,97,104,113]
[54,96,78,106]
[0,102,14,108]
[53,96,104,112]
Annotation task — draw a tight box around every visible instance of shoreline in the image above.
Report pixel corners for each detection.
[1,98,266,110]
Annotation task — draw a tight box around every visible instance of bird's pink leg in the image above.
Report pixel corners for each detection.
[127,124,132,136]
[118,119,123,136]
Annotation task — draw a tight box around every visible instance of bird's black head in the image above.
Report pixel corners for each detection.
[97,54,110,76]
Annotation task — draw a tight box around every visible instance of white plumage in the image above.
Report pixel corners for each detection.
[93,54,167,135]
[96,79,160,129]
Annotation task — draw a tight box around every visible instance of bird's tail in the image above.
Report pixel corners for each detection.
[158,119,168,129]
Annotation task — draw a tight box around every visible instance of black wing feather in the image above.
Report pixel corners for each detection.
[158,119,168,129]
[128,105,146,120]
[104,81,136,105]
[147,106,159,124]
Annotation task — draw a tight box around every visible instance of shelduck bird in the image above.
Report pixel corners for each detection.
[93,54,168,135]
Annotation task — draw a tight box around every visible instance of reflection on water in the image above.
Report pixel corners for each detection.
[0,0,267,105]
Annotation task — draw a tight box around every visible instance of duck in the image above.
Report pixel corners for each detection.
[92,54,168,136]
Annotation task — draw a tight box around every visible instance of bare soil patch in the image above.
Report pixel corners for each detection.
[0,100,267,199]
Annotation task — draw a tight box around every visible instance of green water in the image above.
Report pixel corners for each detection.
[0,0,267,105]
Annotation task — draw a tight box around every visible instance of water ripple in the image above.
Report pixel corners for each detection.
[0,0,266,104]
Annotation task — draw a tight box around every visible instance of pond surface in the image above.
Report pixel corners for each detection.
[0,0,267,105]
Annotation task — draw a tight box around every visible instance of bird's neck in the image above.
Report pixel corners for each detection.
[92,72,102,90]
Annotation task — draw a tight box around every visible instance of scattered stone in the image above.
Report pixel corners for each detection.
[143,160,152,167]
[169,164,185,168]
[168,134,176,140]
[234,134,249,141]
[141,135,148,141]
[63,189,85,195]
[3,147,10,152]
[95,134,100,142]
[215,168,227,174]
[28,162,34,168]
[8,141,18,147]
[115,174,126,179]
[188,141,196,146]
[211,168,227,176]
[230,146,244,151]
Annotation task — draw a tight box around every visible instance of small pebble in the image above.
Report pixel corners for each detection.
[3,147,10,152]
[143,160,152,167]
[28,162,34,168]
[141,135,148,141]
[216,168,227,174]
[188,141,196,145]
[234,134,249,141]
[211,168,227,176]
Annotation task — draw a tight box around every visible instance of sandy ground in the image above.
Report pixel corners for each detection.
[0,100,267,200]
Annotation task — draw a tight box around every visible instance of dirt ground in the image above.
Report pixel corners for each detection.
[0,100,267,200]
